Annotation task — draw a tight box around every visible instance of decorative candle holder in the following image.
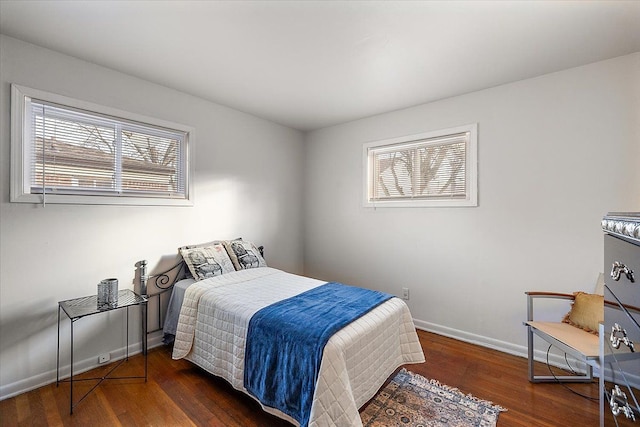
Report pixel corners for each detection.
[97,278,118,309]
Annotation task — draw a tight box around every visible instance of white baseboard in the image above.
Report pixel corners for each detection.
[0,331,165,401]
[414,318,640,389]
[413,318,528,358]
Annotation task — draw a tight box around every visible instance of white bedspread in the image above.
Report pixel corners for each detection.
[173,267,425,427]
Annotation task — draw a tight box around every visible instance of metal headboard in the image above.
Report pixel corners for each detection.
[137,259,187,345]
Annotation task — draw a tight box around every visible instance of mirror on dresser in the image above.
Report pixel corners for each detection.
[601,213,640,426]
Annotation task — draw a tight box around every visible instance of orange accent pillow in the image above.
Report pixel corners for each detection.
[562,292,604,334]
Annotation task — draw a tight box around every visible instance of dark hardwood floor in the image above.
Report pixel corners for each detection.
[0,329,600,426]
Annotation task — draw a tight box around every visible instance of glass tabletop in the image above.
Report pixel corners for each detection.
[59,289,147,320]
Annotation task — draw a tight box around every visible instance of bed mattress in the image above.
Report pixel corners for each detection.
[172,267,425,427]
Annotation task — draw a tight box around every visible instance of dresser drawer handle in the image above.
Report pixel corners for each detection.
[609,385,636,421]
[611,261,635,283]
[611,323,635,352]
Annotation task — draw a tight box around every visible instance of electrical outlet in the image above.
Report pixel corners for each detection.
[98,353,110,364]
[402,287,410,300]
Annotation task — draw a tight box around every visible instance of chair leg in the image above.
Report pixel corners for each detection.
[527,325,595,383]
[585,363,594,381]
[528,325,535,382]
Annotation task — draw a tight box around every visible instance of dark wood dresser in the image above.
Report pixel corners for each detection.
[601,213,640,426]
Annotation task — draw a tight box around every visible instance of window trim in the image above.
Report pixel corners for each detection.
[11,84,195,206]
[362,123,478,208]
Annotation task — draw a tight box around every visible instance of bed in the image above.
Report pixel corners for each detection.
[144,239,425,427]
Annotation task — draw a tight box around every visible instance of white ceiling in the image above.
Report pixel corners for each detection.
[1,1,639,131]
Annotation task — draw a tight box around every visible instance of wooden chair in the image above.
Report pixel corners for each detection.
[525,291,600,383]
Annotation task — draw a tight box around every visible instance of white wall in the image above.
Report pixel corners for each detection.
[0,35,305,398]
[303,53,640,356]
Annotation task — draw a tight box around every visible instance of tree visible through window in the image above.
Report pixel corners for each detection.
[363,124,477,207]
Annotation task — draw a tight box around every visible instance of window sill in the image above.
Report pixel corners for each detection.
[10,192,194,207]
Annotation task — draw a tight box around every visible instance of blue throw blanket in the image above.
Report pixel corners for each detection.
[244,282,393,427]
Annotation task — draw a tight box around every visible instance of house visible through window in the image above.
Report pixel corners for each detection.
[363,124,477,207]
[11,84,194,206]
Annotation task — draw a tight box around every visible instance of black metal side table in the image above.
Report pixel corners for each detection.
[56,289,148,414]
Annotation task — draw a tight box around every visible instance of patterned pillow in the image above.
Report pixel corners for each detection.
[223,239,267,270]
[179,243,236,281]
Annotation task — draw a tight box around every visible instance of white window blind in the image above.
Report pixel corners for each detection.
[11,84,193,206]
[371,134,467,200]
[30,100,185,197]
[363,124,477,208]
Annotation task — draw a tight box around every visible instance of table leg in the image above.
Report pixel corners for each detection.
[143,301,147,381]
[126,307,129,361]
[70,319,74,414]
[56,306,60,386]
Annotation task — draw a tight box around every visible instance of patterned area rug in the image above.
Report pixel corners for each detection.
[361,368,507,427]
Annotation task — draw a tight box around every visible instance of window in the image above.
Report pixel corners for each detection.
[11,84,194,206]
[363,124,477,207]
